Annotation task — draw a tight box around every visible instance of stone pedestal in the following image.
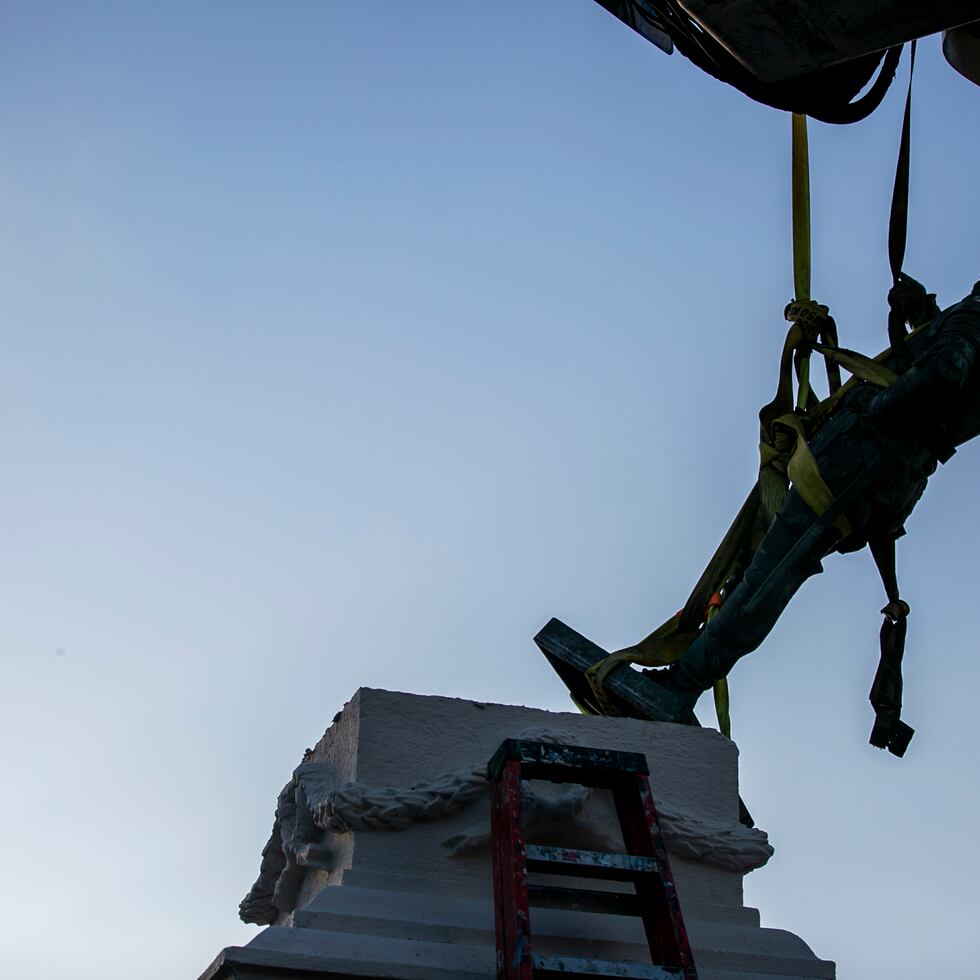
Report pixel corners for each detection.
[200,688,834,979]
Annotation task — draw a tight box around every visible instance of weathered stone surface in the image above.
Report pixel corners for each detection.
[202,688,835,980]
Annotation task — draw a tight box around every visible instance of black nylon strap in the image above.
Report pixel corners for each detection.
[867,534,914,757]
[868,536,901,606]
[887,41,917,375]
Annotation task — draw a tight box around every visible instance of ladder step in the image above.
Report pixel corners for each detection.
[528,883,640,916]
[532,953,684,978]
[526,844,659,881]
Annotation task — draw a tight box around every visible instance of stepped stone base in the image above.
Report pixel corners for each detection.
[200,688,835,980]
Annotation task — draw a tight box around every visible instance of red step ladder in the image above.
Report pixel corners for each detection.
[488,738,698,980]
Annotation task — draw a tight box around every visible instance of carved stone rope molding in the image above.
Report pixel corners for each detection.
[652,801,773,872]
[298,764,772,873]
[299,726,581,833]
[240,727,773,925]
[305,764,489,832]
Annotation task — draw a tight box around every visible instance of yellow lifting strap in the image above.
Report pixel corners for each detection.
[792,112,811,304]
[583,113,900,737]
[761,115,851,537]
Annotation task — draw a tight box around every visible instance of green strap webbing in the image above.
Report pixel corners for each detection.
[791,113,823,413]
[792,113,811,304]
[811,343,899,389]
[712,677,731,739]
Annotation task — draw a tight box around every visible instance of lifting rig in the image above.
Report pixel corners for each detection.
[535,3,980,761]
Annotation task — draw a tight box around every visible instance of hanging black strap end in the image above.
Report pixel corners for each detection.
[888,718,914,757]
[869,712,914,757]
[868,596,914,757]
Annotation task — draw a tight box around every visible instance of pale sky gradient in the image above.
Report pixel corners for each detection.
[1,4,978,978]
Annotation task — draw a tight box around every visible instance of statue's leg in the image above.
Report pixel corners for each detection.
[651,489,844,708]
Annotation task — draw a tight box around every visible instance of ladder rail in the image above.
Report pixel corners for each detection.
[613,774,695,974]
[491,756,534,980]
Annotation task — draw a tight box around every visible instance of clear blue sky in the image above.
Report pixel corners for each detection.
[1,3,978,978]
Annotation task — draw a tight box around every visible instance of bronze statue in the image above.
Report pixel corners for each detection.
[538,279,980,758]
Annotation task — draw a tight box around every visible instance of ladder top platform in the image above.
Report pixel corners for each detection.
[487,738,649,784]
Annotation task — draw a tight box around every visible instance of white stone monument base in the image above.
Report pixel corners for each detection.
[200,689,835,980]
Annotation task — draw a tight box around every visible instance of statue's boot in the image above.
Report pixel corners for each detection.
[630,600,758,722]
[638,665,704,722]
[535,618,705,725]
[535,616,759,826]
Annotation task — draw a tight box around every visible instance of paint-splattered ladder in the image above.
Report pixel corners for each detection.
[487,738,698,980]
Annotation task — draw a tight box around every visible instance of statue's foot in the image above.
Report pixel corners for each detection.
[535,617,755,828]
[638,667,700,723]
[534,618,700,724]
